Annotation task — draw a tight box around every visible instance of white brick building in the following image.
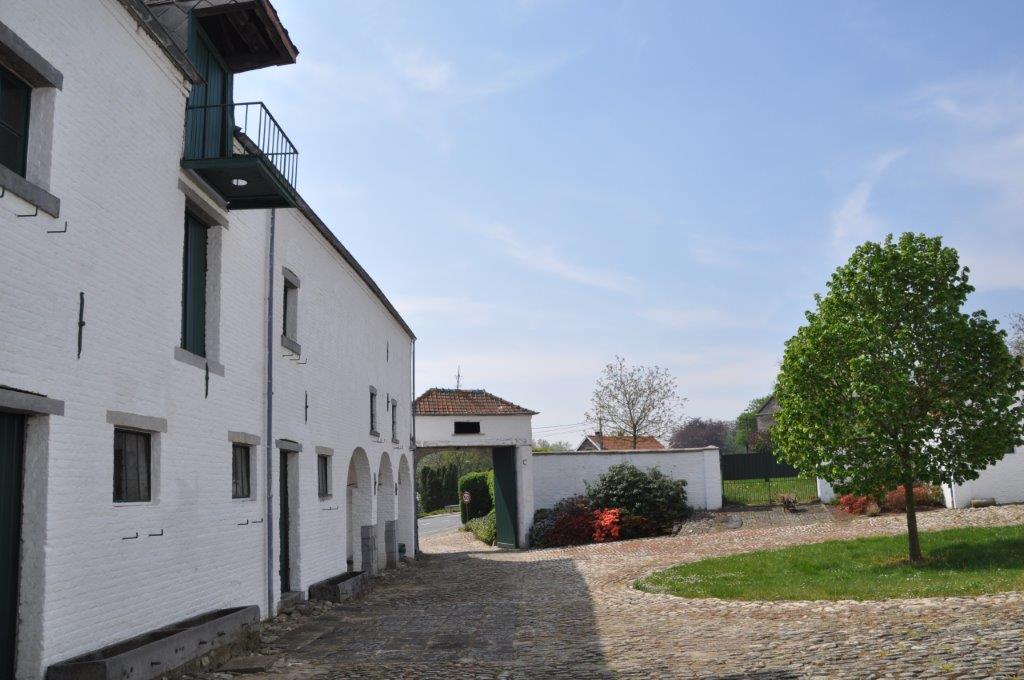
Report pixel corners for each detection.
[0,2,415,678]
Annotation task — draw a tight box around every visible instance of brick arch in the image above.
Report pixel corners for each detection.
[346,447,372,572]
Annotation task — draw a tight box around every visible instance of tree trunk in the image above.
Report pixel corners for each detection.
[903,478,923,564]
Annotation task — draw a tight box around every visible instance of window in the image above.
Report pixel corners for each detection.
[0,66,31,177]
[232,444,251,499]
[181,212,208,356]
[391,398,398,443]
[454,421,481,435]
[369,387,378,435]
[317,454,331,498]
[113,429,151,503]
[282,268,299,345]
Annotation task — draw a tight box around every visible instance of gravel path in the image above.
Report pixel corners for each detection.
[202,505,1024,679]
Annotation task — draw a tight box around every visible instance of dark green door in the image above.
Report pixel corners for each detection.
[0,413,25,680]
[492,447,518,549]
[186,26,232,159]
[279,453,291,592]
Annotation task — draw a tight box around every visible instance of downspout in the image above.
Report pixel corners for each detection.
[412,339,419,555]
[264,208,277,616]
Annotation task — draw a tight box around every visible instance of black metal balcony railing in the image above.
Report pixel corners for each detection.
[183,101,298,190]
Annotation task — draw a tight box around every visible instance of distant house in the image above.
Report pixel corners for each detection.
[756,395,779,432]
[577,433,665,451]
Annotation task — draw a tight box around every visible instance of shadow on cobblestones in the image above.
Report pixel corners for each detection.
[261,542,610,678]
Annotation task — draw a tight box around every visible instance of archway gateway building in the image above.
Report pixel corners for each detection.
[414,389,537,549]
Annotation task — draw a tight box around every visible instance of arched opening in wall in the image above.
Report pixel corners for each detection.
[396,454,414,558]
[346,447,372,573]
[376,452,396,571]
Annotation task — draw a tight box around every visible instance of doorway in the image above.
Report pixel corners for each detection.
[0,413,25,680]
[492,446,519,549]
[278,451,291,592]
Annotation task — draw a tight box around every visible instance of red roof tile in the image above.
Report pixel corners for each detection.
[577,434,664,451]
[414,388,538,416]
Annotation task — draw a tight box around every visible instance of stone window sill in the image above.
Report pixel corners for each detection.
[174,346,225,376]
[0,164,60,217]
[281,334,301,355]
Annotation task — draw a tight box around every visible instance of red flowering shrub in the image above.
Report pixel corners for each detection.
[882,485,943,512]
[838,493,872,515]
[591,508,621,543]
[838,485,943,515]
[545,511,594,546]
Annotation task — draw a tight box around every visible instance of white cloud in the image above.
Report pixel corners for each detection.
[473,222,637,292]
[393,49,454,93]
[901,72,1024,290]
[830,149,905,252]
[638,307,755,330]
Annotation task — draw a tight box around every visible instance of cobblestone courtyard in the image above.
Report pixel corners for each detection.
[226,505,1024,679]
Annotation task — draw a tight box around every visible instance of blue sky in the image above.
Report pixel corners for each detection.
[236,0,1024,445]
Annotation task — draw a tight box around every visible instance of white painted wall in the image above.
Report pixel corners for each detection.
[942,446,1024,508]
[0,2,414,677]
[817,478,836,503]
[415,414,533,449]
[532,448,723,512]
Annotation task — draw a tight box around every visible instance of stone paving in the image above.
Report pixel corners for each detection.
[204,505,1024,679]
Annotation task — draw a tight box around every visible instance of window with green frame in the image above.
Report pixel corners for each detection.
[181,212,208,356]
[0,65,31,177]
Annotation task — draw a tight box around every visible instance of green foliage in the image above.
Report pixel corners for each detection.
[417,463,458,513]
[636,524,1024,601]
[458,470,494,523]
[533,439,571,452]
[584,462,690,530]
[733,395,772,452]
[774,233,1024,560]
[466,509,496,545]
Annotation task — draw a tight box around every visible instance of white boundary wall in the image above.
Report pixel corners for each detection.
[942,446,1024,508]
[817,445,1024,508]
[532,447,722,512]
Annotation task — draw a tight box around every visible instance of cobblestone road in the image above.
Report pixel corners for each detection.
[223,505,1024,679]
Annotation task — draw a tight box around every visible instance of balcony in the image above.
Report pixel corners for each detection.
[182,101,298,210]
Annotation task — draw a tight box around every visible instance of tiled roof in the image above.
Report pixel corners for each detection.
[415,389,538,416]
[578,434,665,451]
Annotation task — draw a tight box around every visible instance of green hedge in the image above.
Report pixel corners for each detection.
[458,470,494,523]
[466,509,496,545]
[418,463,459,512]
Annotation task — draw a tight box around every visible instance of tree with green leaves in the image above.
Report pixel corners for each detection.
[774,233,1024,563]
[734,395,772,452]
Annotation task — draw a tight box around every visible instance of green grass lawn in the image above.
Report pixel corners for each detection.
[721,476,818,506]
[636,524,1024,601]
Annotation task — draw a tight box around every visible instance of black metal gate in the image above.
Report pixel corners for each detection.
[720,451,812,506]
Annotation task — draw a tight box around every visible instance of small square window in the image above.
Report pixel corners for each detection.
[454,421,481,435]
[232,444,252,499]
[317,454,331,498]
[114,429,152,503]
